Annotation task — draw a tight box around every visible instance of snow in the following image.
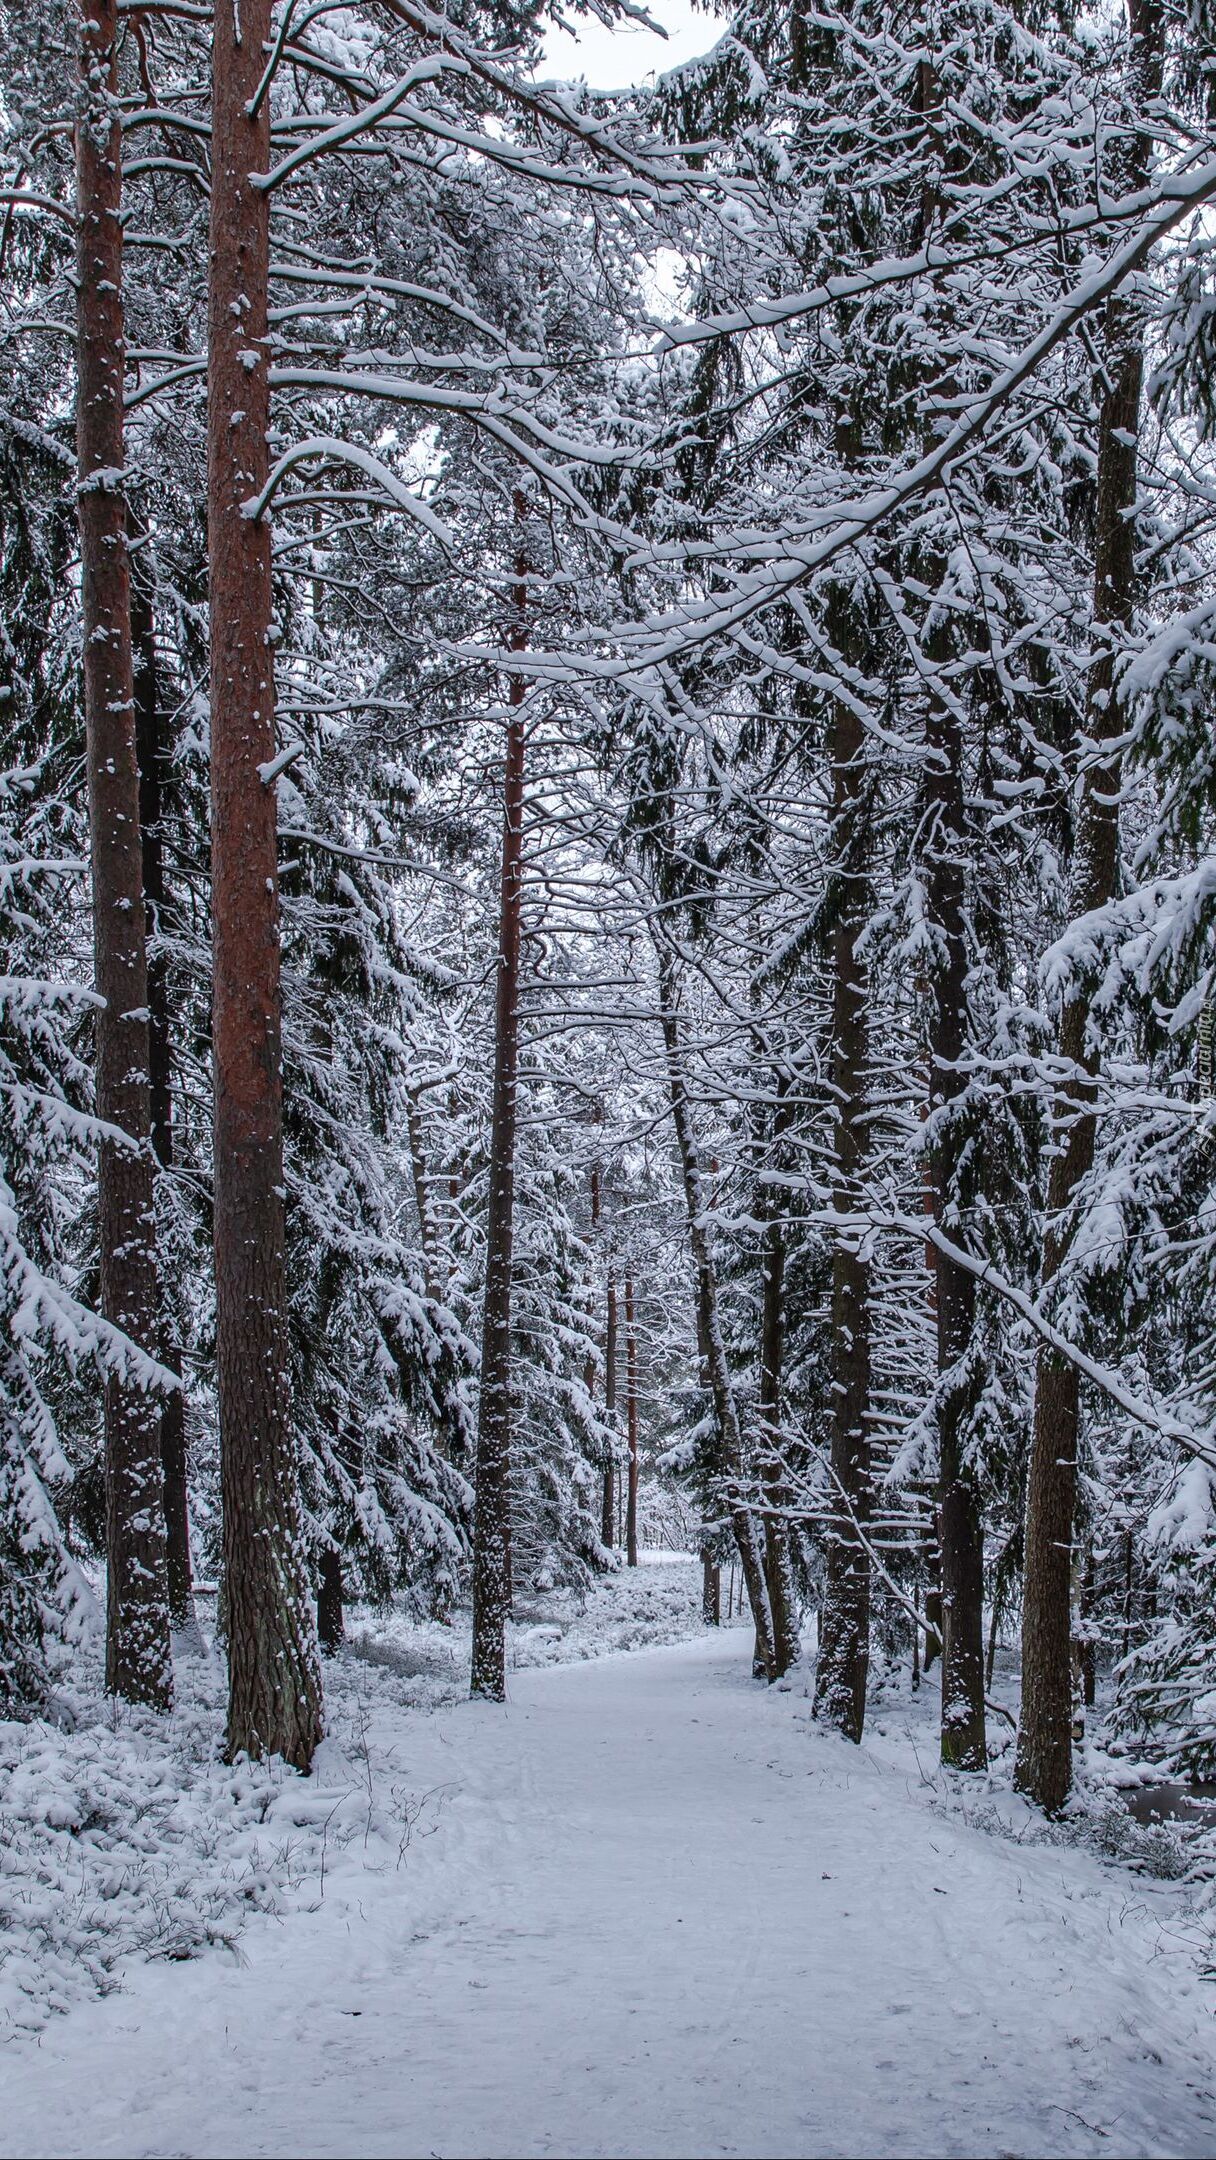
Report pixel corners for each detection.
[4,1563,1216,2159]
[540,4,712,93]
[1149,1457,1216,1556]
[0,1645,368,2039]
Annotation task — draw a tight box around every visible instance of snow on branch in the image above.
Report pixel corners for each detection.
[244,437,455,546]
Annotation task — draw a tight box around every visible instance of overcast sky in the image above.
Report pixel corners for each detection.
[540,0,717,89]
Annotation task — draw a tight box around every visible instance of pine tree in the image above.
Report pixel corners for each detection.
[74,0,171,1708]
[207,0,322,1769]
[1017,0,1164,1814]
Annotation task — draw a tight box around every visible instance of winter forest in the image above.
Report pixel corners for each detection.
[10,0,1216,2149]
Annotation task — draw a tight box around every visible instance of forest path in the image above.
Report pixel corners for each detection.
[5,1627,1216,2160]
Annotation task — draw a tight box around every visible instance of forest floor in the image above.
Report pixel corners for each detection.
[4,1560,1216,2159]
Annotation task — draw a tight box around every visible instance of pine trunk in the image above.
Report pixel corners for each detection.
[130,556,193,1629]
[924,677,986,1769]
[470,556,527,1701]
[655,942,777,1677]
[589,1162,615,1549]
[813,688,872,1741]
[603,1267,617,1547]
[1015,0,1159,1812]
[759,1205,802,1676]
[75,0,171,1710]
[208,0,322,1769]
[625,1271,639,1567]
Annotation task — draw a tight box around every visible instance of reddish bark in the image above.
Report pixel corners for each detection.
[75,0,171,1708]
[598,1166,617,1550]
[208,0,322,1768]
[601,1267,617,1548]
[625,1271,639,1567]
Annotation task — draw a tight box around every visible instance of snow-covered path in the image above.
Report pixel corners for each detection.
[6,1628,1216,2160]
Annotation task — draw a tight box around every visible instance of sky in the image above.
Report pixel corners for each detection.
[540,0,716,89]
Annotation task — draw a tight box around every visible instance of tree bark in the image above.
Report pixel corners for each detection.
[758,1128,802,1677]
[902,38,988,1767]
[208,0,322,1769]
[75,0,172,1709]
[130,552,193,1629]
[924,666,986,1770]
[1015,0,1160,1813]
[625,1270,639,1567]
[813,677,872,1742]
[589,1161,616,1549]
[470,541,527,1700]
[654,939,777,1678]
[702,1548,721,1625]
[603,1264,617,1548]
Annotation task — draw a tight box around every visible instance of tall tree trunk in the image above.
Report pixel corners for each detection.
[602,1263,617,1548]
[758,1195,802,1676]
[130,552,193,1629]
[75,0,171,1709]
[208,0,322,1769]
[813,672,872,1742]
[924,671,986,1769]
[585,1161,601,1415]
[654,938,777,1678]
[625,1270,639,1566]
[470,544,527,1700]
[589,1161,616,1549]
[1015,0,1160,1814]
[905,40,988,1766]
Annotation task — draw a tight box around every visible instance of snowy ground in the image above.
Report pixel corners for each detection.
[4,1561,1216,2158]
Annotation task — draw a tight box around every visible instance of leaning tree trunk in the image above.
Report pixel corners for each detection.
[130,553,193,1629]
[208,0,322,1769]
[1015,0,1160,1815]
[75,0,172,1710]
[654,939,777,1678]
[470,558,527,1701]
[924,670,986,1770]
[813,669,873,1743]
